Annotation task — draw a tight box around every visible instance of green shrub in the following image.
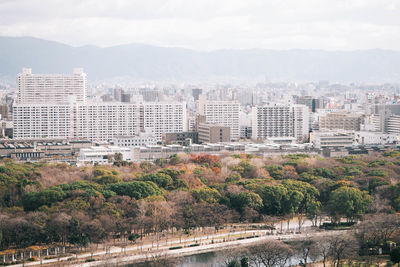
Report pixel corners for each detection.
[383,150,400,158]
[191,187,222,203]
[368,169,388,178]
[106,181,162,199]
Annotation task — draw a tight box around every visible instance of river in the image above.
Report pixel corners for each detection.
[179,251,305,267]
[122,251,308,267]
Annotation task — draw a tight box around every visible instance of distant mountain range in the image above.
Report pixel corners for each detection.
[1,36,400,84]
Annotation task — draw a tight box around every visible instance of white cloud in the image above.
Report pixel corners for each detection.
[0,0,399,50]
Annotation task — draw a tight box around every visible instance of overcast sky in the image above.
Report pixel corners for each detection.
[0,0,399,51]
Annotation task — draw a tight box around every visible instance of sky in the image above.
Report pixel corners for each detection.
[0,0,399,51]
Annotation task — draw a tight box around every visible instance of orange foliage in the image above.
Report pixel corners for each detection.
[256,167,270,179]
[240,153,249,159]
[191,154,221,165]
[179,173,204,188]
[211,166,221,174]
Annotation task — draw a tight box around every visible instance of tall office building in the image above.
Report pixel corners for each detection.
[198,94,240,140]
[17,68,87,104]
[252,104,309,141]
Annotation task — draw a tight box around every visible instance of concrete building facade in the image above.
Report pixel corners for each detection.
[198,95,240,140]
[252,104,309,141]
[198,123,231,143]
[17,68,87,104]
[319,113,362,131]
[13,69,186,142]
[14,102,185,142]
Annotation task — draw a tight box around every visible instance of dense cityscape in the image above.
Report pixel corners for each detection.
[0,68,400,165]
[1,1,400,267]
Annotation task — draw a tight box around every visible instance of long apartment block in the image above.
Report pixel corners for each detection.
[13,69,186,142]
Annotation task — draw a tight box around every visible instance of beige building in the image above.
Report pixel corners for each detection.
[198,123,231,143]
[319,113,362,131]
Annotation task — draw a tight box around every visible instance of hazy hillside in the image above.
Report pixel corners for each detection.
[1,36,400,83]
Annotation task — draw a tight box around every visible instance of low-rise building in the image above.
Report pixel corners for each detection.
[0,139,92,162]
[198,123,231,143]
[112,134,157,147]
[310,131,355,149]
[162,132,199,145]
[355,131,398,145]
[78,146,133,165]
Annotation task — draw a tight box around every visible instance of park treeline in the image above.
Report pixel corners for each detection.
[0,151,400,250]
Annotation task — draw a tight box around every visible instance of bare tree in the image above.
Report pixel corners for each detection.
[248,240,293,267]
[328,234,359,267]
[261,215,280,234]
[355,213,400,255]
[142,252,182,267]
[309,237,331,267]
[297,213,307,233]
[220,247,247,267]
[291,238,315,267]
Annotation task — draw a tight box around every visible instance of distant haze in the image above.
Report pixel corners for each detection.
[0,36,400,84]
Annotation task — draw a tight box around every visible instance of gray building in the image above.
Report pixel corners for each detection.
[192,89,202,101]
[163,132,199,145]
[296,96,323,112]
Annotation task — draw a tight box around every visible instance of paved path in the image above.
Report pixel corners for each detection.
[9,220,328,267]
[8,225,342,267]
[77,230,345,267]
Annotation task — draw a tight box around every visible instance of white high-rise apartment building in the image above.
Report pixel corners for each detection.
[13,69,186,142]
[73,102,140,141]
[252,104,309,141]
[13,104,73,139]
[140,102,187,141]
[17,68,87,104]
[13,103,141,141]
[198,94,240,140]
[13,102,185,142]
